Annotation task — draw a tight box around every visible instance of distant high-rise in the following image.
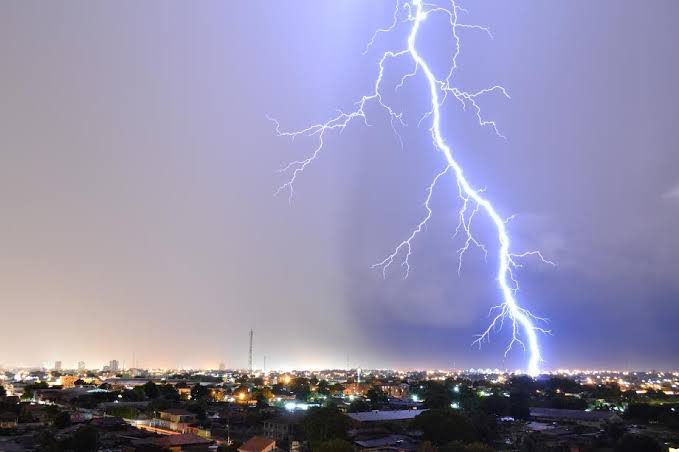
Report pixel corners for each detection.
[54,361,62,371]
[77,361,85,371]
[109,360,119,372]
[219,362,226,371]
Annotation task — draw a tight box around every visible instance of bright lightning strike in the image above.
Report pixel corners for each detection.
[270,0,554,376]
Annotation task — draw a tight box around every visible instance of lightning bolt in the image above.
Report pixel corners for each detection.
[269,0,554,376]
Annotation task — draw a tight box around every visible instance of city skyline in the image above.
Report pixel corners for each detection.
[1,1,678,372]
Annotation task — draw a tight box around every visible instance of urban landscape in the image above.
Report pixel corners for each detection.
[1,359,678,451]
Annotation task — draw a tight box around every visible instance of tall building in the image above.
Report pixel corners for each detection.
[109,360,119,372]
[77,361,85,371]
[54,361,62,371]
[219,362,226,371]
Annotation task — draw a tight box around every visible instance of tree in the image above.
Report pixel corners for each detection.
[508,376,538,394]
[235,374,249,385]
[53,411,71,429]
[347,399,371,413]
[271,383,288,396]
[38,431,60,452]
[191,383,210,401]
[291,377,311,401]
[186,402,207,422]
[330,383,346,396]
[132,385,147,400]
[423,382,452,409]
[21,381,48,400]
[616,433,664,452]
[158,384,180,401]
[318,380,331,396]
[122,388,145,402]
[468,410,498,443]
[509,391,530,420]
[547,394,587,410]
[479,394,509,416]
[412,409,475,446]
[42,405,60,424]
[254,387,273,408]
[366,386,388,410]
[142,381,159,399]
[69,425,100,452]
[544,376,580,395]
[109,406,140,419]
[508,378,532,422]
[604,422,626,442]
[0,385,5,397]
[418,441,437,452]
[441,442,494,452]
[302,406,351,444]
[315,439,354,452]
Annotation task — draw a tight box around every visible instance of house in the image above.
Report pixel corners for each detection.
[238,435,276,452]
[529,408,622,427]
[2,396,20,405]
[134,433,213,451]
[347,409,425,424]
[263,413,305,443]
[146,409,206,436]
[521,424,600,452]
[159,408,198,424]
[0,412,18,429]
[354,434,418,451]
[378,384,410,398]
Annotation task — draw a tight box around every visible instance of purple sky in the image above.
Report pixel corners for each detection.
[1,1,678,371]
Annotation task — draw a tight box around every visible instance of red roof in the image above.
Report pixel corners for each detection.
[154,433,212,447]
[238,436,276,452]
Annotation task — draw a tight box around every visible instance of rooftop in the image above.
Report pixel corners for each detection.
[530,408,620,422]
[354,434,414,448]
[238,435,276,452]
[151,433,212,447]
[347,409,425,423]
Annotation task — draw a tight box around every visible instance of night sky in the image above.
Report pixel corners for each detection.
[1,1,678,371]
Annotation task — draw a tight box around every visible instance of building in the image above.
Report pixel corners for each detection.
[343,382,370,396]
[347,409,425,424]
[77,361,85,371]
[0,412,18,429]
[219,362,226,371]
[159,408,197,424]
[109,360,119,372]
[379,383,410,398]
[239,436,276,452]
[61,375,79,389]
[529,408,622,427]
[134,433,213,451]
[354,434,418,451]
[263,413,304,443]
[54,361,62,371]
